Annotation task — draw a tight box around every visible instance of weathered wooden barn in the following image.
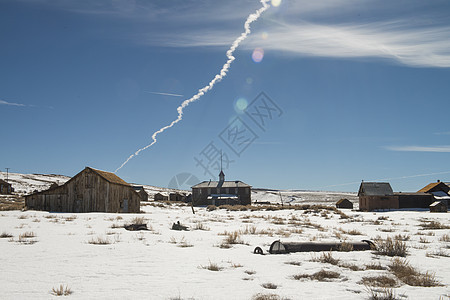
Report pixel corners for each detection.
[169,193,186,202]
[394,192,434,209]
[359,182,435,211]
[418,180,450,206]
[191,171,251,206]
[418,180,450,194]
[0,179,13,195]
[430,201,447,213]
[154,193,168,201]
[133,186,148,201]
[25,167,140,213]
[358,182,395,211]
[336,198,353,209]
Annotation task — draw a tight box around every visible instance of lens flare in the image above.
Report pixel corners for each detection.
[252,48,264,63]
[271,0,281,7]
[261,32,268,39]
[246,77,253,84]
[234,97,248,114]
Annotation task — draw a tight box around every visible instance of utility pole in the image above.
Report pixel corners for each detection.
[5,168,10,183]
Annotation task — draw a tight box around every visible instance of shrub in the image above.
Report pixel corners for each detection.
[51,284,72,296]
[375,237,408,257]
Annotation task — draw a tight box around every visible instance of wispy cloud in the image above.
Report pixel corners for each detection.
[385,145,450,152]
[0,99,25,107]
[16,0,450,68]
[144,91,183,97]
[434,131,450,135]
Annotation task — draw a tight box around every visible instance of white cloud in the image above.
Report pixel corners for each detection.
[385,145,450,152]
[0,99,25,107]
[15,0,450,68]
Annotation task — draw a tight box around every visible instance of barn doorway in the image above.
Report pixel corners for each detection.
[122,199,128,213]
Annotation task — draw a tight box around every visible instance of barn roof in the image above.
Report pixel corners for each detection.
[0,179,11,185]
[336,198,351,204]
[192,180,251,188]
[87,167,130,186]
[417,182,448,193]
[358,182,393,196]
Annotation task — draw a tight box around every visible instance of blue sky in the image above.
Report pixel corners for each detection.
[1,0,450,192]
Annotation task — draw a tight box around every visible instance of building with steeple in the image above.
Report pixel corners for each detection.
[191,170,251,206]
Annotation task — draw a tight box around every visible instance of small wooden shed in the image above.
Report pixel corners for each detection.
[154,193,168,201]
[169,193,186,202]
[0,179,13,195]
[430,201,448,213]
[133,186,148,201]
[336,198,353,209]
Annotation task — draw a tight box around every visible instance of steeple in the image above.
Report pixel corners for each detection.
[219,150,225,183]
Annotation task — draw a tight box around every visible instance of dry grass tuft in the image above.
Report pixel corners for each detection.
[220,231,244,248]
[193,221,209,231]
[261,283,278,290]
[251,293,282,300]
[360,275,398,288]
[426,249,450,258]
[51,284,72,296]
[88,236,111,245]
[365,263,386,270]
[0,232,13,238]
[293,269,340,281]
[312,252,339,265]
[285,261,302,266]
[366,287,399,300]
[389,258,442,287]
[439,233,450,242]
[338,241,354,252]
[128,217,146,225]
[200,261,223,271]
[375,237,408,257]
[420,220,449,230]
[19,231,36,239]
[393,234,410,241]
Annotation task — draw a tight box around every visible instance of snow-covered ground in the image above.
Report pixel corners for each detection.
[0,204,448,299]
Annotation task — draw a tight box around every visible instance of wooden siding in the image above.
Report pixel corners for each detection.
[25,167,140,213]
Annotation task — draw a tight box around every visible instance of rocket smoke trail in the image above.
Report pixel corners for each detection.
[115,0,270,173]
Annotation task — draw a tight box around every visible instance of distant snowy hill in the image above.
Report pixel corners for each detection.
[1,172,358,206]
